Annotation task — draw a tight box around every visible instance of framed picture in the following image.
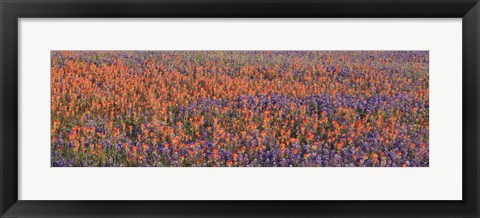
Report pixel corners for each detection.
[1,0,479,217]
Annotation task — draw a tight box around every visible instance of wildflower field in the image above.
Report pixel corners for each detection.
[51,51,429,167]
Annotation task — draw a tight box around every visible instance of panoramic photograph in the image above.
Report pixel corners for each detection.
[51,51,429,167]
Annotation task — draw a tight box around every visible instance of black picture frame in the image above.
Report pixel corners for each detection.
[1,0,479,217]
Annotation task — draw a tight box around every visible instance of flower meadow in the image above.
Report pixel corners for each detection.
[51,51,429,167]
